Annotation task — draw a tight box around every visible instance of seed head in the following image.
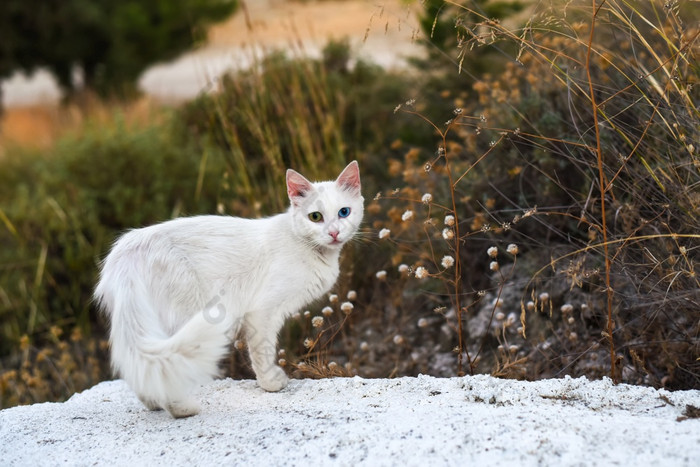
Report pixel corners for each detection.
[376,270,387,280]
[328,294,338,303]
[442,228,454,240]
[379,228,391,239]
[322,306,334,317]
[402,210,414,221]
[417,318,429,328]
[490,261,499,272]
[444,215,455,226]
[415,266,428,279]
[398,264,409,274]
[441,255,455,269]
[506,243,519,255]
[422,193,433,204]
[393,335,405,345]
[347,290,357,300]
[487,246,498,258]
[340,301,354,314]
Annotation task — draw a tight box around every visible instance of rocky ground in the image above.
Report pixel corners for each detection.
[1,374,699,465]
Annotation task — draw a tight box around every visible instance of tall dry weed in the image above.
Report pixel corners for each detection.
[367,0,699,387]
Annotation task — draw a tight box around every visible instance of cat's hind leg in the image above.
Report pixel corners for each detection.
[138,395,162,411]
[138,393,199,418]
[165,397,201,418]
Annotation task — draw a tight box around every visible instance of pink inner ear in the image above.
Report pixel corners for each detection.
[336,161,361,192]
[287,169,314,201]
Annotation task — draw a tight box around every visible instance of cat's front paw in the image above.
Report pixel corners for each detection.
[257,366,289,392]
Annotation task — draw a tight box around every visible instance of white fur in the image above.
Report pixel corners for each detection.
[94,162,363,418]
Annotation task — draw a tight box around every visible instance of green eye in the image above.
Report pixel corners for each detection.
[308,211,323,222]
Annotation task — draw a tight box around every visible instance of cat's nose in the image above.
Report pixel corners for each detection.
[328,230,339,241]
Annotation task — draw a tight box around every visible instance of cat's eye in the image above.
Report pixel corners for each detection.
[338,207,351,218]
[308,212,323,223]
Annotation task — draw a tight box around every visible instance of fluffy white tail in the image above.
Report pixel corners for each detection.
[95,268,231,413]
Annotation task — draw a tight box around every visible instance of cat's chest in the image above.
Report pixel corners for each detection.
[296,254,339,295]
[261,252,339,308]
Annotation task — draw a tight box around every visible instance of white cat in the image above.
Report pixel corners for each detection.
[94,161,363,418]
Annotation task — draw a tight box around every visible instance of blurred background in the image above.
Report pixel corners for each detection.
[1,0,698,409]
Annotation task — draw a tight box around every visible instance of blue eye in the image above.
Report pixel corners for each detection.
[338,207,351,218]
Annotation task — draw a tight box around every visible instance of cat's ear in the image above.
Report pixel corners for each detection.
[287,169,314,206]
[336,161,361,195]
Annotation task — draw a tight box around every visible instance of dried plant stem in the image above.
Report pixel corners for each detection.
[586,0,617,383]
[400,108,473,374]
[441,131,469,375]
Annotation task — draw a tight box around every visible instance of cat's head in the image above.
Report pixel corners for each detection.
[286,161,364,250]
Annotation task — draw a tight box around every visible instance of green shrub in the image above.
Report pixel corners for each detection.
[0,114,225,357]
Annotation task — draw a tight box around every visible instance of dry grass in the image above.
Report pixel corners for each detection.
[208,0,414,46]
[0,106,67,150]
[387,0,698,386]
[0,97,167,153]
[0,327,109,408]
